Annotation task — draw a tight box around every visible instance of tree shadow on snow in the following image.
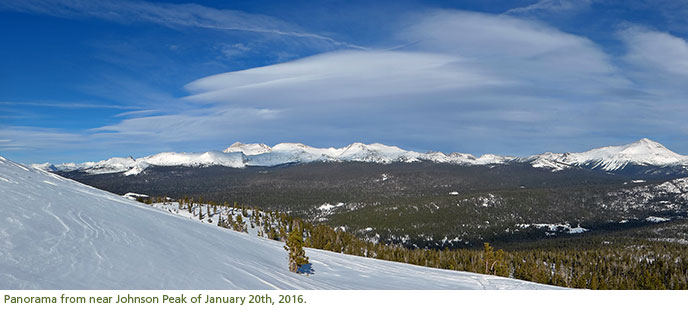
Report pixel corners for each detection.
[297,263,314,275]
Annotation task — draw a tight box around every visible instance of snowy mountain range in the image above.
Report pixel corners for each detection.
[32,139,688,176]
[521,138,688,172]
[0,154,550,289]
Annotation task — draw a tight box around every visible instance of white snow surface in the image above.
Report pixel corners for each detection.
[645,216,671,223]
[122,192,149,200]
[141,151,245,168]
[526,138,688,171]
[35,138,684,175]
[223,142,272,155]
[317,202,345,212]
[516,223,589,234]
[35,142,515,175]
[0,156,552,289]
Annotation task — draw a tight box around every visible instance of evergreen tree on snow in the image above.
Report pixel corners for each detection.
[284,221,309,273]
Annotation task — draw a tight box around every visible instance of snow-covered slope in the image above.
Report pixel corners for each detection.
[34,142,513,175]
[0,155,551,289]
[336,142,422,163]
[526,138,688,172]
[141,151,245,168]
[244,142,339,166]
[32,157,138,174]
[34,151,246,176]
[563,138,686,171]
[223,142,272,155]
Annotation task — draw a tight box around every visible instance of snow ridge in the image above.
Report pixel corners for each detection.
[33,142,512,175]
[31,138,688,175]
[524,138,688,172]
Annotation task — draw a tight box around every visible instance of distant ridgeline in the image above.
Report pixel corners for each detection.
[36,139,688,177]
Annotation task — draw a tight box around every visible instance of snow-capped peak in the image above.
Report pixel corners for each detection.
[141,150,245,168]
[30,162,58,172]
[223,142,272,155]
[617,138,682,161]
[32,139,686,176]
[32,156,137,174]
[337,142,422,163]
[529,138,688,172]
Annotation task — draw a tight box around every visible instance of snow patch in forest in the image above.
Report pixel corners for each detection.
[123,192,149,200]
[318,202,345,211]
[516,223,589,234]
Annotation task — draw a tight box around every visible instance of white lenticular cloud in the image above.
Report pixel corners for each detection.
[184,50,505,107]
[620,27,688,77]
[400,10,625,89]
[185,9,628,111]
[178,9,631,140]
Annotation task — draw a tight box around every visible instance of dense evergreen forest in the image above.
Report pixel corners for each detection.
[58,162,688,249]
[141,195,688,290]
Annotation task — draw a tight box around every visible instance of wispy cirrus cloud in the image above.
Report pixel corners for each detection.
[504,0,593,16]
[0,126,85,152]
[0,101,147,110]
[0,0,364,49]
[620,27,688,77]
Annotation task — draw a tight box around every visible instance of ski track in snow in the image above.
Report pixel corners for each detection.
[0,156,556,290]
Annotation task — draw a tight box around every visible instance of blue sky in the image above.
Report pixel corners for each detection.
[1,0,688,163]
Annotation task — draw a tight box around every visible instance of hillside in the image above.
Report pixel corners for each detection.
[0,155,549,289]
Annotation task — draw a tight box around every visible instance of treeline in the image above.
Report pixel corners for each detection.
[143,196,688,290]
[305,223,688,289]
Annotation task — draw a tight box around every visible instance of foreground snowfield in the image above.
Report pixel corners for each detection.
[0,156,552,289]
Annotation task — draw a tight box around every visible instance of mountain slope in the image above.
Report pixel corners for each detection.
[31,138,688,177]
[526,138,688,172]
[0,155,549,289]
[31,142,512,175]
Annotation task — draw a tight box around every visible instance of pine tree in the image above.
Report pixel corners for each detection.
[284,222,309,273]
[227,212,235,230]
[483,242,495,274]
[235,213,246,232]
[494,249,509,277]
